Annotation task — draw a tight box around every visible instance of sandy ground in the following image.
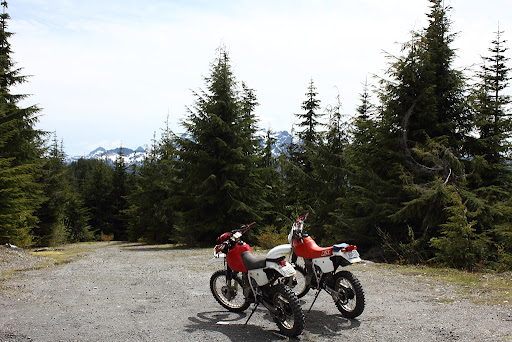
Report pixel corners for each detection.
[0,242,511,341]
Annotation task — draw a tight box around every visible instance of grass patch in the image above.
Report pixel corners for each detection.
[28,241,110,267]
[383,263,512,306]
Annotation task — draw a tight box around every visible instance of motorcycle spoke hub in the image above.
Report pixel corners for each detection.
[221,286,237,301]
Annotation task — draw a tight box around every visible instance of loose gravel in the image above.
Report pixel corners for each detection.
[0,243,511,341]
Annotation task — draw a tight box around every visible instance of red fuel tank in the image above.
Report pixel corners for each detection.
[226,242,252,273]
[293,236,332,259]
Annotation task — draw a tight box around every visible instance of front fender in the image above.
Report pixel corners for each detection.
[208,253,226,265]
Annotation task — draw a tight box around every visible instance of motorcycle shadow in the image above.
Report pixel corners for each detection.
[299,309,361,337]
[185,310,285,341]
[185,309,361,341]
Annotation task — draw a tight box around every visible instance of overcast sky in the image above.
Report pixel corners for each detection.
[8,0,512,155]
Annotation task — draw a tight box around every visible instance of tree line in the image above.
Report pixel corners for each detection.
[1,0,511,271]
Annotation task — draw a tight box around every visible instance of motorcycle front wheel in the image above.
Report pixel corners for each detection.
[210,270,250,312]
[269,284,305,337]
[333,270,365,318]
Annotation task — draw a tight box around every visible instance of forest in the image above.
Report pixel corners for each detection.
[1,0,511,271]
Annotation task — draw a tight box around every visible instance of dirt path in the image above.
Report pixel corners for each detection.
[1,243,511,341]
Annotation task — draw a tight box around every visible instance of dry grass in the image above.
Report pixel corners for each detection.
[382,263,512,306]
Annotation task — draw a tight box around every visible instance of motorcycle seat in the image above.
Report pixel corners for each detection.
[241,251,267,270]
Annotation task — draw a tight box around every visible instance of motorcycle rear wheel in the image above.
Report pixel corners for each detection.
[269,284,305,337]
[333,270,365,318]
[210,270,250,312]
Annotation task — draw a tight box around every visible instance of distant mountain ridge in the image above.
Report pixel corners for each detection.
[65,130,291,166]
[65,146,148,166]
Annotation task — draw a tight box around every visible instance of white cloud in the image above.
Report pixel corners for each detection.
[9,0,512,155]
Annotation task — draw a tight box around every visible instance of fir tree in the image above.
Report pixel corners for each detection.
[175,48,266,244]
[82,159,114,237]
[126,122,178,243]
[313,94,349,242]
[282,79,325,223]
[296,79,323,146]
[259,128,286,225]
[0,1,45,246]
[333,81,389,249]
[110,147,130,240]
[339,1,469,261]
[34,134,70,246]
[430,188,491,270]
[466,28,512,269]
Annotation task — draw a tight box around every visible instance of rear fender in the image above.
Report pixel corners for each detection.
[266,244,292,259]
[248,269,269,286]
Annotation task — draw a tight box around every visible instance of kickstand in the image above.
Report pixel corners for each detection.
[244,303,259,326]
[308,289,321,313]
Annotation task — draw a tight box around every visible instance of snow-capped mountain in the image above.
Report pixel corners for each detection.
[65,130,291,166]
[65,146,148,166]
[256,129,291,156]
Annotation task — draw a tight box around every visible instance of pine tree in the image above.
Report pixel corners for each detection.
[110,147,130,240]
[126,122,178,243]
[281,79,325,223]
[0,1,45,246]
[175,48,266,244]
[313,94,349,242]
[430,187,491,270]
[338,1,469,262]
[297,79,323,145]
[333,81,390,249]
[259,128,286,225]
[82,159,114,237]
[466,28,512,270]
[34,134,70,246]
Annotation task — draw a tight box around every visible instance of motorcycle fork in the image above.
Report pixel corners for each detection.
[225,267,235,287]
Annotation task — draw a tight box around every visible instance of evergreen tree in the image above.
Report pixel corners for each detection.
[338,1,469,262]
[465,28,512,269]
[34,134,70,246]
[175,48,266,244]
[334,81,390,250]
[126,122,178,243]
[430,187,491,270]
[259,128,286,225]
[297,79,323,143]
[383,1,469,262]
[82,159,114,237]
[0,1,45,246]
[110,147,130,240]
[313,94,349,242]
[65,191,93,243]
[282,79,325,223]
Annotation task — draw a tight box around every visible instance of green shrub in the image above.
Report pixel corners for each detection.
[257,225,288,249]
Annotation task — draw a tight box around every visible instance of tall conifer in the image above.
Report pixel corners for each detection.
[175,48,266,244]
[465,29,512,269]
[0,1,45,246]
[126,122,178,243]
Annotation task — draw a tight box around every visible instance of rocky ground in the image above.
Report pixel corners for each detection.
[0,242,511,341]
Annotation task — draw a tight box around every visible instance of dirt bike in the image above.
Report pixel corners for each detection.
[209,222,305,337]
[286,213,365,318]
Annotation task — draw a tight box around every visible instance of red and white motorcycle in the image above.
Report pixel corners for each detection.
[286,213,365,318]
[209,222,305,337]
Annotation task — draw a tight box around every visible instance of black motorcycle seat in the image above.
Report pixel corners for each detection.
[241,251,266,270]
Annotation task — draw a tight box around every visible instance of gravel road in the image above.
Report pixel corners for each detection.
[0,242,511,341]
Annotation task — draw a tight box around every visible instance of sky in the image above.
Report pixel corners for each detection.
[8,0,512,156]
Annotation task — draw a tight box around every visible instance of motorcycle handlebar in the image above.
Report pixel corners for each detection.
[297,213,308,224]
[293,213,309,237]
[232,222,256,235]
